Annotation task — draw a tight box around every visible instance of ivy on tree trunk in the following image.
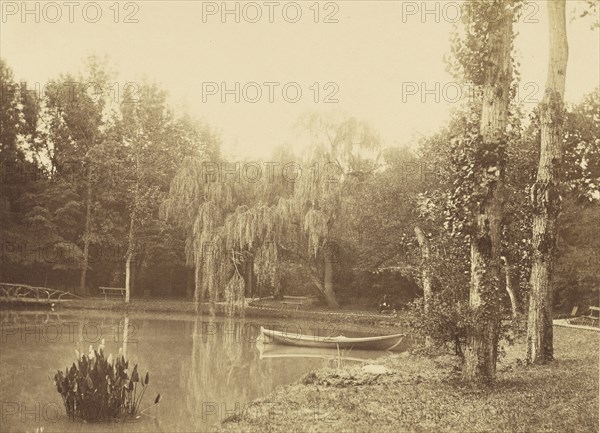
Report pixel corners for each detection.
[461,0,514,382]
[527,0,569,364]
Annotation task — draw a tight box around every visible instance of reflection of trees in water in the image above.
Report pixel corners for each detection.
[180,316,273,429]
[0,310,64,325]
[1,312,158,433]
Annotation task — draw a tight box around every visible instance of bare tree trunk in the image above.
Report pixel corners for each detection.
[502,256,518,318]
[245,256,254,298]
[414,226,433,346]
[305,263,339,308]
[125,215,134,304]
[527,0,568,364]
[414,227,433,309]
[323,258,340,309]
[463,0,513,382]
[279,242,339,308]
[79,171,92,297]
[124,151,141,305]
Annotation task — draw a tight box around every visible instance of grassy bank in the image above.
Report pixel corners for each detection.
[217,327,599,433]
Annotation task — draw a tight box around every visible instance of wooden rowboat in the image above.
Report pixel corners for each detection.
[259,326,406,351]
[256,343,377,363]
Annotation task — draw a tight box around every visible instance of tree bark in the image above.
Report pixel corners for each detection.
[323,256,340,308]
[414,226,433,346]
[279,242,339,308]
[414,227,433,309]
[527,0,568,364]
[502,257,518,318]
[125,215,134,304]
[305,263,339,308]
[463,0,513,382]
[125,151,141,304]
[245,255,254,298]
[79,170,92,297]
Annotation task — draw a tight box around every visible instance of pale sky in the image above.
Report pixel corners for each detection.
[1,1,598,158]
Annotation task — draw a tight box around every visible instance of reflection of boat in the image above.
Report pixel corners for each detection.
[257,342,376,363]
[259,327,406,351]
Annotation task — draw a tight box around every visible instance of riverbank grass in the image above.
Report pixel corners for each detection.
[218,327,598,433]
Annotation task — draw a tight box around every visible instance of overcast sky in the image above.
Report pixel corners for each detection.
[1,1,598,158]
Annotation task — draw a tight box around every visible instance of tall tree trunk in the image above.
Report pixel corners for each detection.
[125,215,134,303]
[79,171,92,297]
[463,0,513,382]
[245,256,254,298]
[306,264,339,308]
[125,151,141,304]
[527,0,568,364]
[414,227,433,346]
[323,257,340,309]
[414,227,433,309]
[502,256,518,318]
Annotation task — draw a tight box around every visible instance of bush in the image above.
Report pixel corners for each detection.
[406,295,473,356]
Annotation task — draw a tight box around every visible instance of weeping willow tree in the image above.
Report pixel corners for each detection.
[164,113,381,312]
[290,113,383,308]
[225,114,382,310]
[163,154,235,310]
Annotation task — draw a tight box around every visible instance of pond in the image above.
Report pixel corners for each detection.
[0,309,396,433]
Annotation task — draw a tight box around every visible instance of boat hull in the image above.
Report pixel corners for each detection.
[257,344,379,362]
[259,327,406,351]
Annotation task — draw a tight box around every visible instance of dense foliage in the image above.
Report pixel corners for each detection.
[0,56,597,317]
[53,340,153,421]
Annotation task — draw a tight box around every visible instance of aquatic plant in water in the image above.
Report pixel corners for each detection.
[53,339,154,422]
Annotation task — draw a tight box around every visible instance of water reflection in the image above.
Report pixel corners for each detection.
[1,310,387,433]
[257,343,379,364]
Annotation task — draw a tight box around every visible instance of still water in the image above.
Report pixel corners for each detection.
[0,309,388,433]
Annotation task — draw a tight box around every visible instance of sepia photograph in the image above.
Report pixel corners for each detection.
[0,1,599,432]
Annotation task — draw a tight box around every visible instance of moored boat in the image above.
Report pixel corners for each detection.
[256,343,377,362]
[258,326,406,351]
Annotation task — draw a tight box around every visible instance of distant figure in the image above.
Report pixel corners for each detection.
[378,294,396,314]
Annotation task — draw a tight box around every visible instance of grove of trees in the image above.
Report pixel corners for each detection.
[1,0,598,384]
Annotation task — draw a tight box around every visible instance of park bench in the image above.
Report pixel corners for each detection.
[281,296,307,311]
[568,306,600,327]
[281,300,304,310]
[99,287,126,301]
[581,306,600,327]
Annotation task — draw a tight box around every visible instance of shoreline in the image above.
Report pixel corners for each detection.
[48,297,405,330]
[0,297,406,335]
[215,326,599,433]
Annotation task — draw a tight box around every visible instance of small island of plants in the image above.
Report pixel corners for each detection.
[53,339,159,422]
